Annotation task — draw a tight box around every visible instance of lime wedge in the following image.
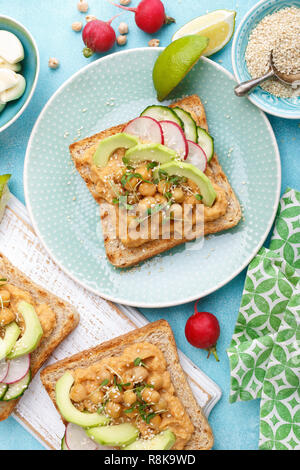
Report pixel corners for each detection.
[153,35,209,101]
[0,174,11,222]
[172,10,236,56]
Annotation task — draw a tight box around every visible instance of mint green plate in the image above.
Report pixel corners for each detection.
[24,48,281,308]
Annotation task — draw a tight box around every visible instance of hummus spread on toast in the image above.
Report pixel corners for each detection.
[82,142,228,248]
[69,341,194,449]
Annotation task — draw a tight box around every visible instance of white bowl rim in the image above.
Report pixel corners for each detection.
[0,15,40,133]
[231,0,300,120]
[24,47,281,308]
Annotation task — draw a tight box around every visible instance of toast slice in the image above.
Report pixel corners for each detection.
[0,253,80,421]
[41,320,213,450]
[70,95,241,268]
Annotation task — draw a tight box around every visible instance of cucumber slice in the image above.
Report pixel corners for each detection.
[197,127,214,162]
[0,383,8,400]
[61,435,68,450]
[3,370,31,401]
[141,105,184,129]
[173,107,197,142]
[86,423,139,447]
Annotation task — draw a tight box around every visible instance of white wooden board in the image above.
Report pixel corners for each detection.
[0,195,221,449]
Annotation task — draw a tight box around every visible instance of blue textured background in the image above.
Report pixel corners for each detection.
[0,0,299,450]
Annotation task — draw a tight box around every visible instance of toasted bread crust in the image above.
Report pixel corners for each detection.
[41,319,213,450]
[0,253,80,421]
[70,95,241,267]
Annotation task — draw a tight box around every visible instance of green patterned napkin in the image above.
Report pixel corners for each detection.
[227,188,300,450]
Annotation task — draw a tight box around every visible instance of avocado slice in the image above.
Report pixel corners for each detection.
[153,161,216,207]
[55,372,110,428]
[123,429,176,450]
[0,321,20,360]
[86,423,139,447]
[61,435,68,450]
[125,143,177,165]
[7,301,43,359]
[93,133,139,167]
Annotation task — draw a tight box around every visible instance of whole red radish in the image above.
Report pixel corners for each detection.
[185,300,220,362]
[82,16,120,57]
[111,0,175,34]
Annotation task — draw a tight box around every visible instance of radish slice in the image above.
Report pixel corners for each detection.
[124,116,163,144]
[186,140,207,172]
[0,359,9,382]
[160,120,188,159]
[65,423,115,450]
[4,354,30,384]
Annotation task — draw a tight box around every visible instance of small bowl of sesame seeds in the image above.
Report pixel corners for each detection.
[232,0,300,119]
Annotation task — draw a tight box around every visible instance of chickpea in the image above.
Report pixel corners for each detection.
[157,180,171,195]
[108,387,123,403]
[70,383,87,402]
[90,390,104,405]
[139,182,156,197]
[136,165,152,180]
[148,373,163,390]
[0,290,10,305]
[154,193,167,205]
[172,188,185,203]
[72,21,83,32]
[77,0,89,13]
[138,197,156,211]
[153,397,168,412]
[0,307,15,327]
[117,35,127,46]
[105,401,122,418]
[148,39,160,47]
[141,388,160,404]
[125,366,148,383]
[149,414,162,428]
[118,22,129,35]
[86,15,97,22]
[124,176,139,191]
[120,0,131,5]
[99,368,112,384]
[48,57,59,69]
[123,390,136,406]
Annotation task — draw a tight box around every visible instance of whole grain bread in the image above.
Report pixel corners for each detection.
[70,95,241,268]
[0,253,80,421]
[40,319,213,450]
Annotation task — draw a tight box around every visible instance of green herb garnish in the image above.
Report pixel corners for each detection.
[133,357,146,367]
[147,161,158,170]
[195,194,203,201]
[100,379,109,387]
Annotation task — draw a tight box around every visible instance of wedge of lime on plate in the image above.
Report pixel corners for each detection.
[153,35,209,101]
[0,174,11,222]
[172,10,236,56]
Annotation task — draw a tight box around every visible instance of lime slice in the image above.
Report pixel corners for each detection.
[153,35,209,101]
[0,174,10,222]
[172,10,236,56]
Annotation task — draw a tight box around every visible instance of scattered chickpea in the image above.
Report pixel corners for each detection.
[86,15,97,22]
[148,39,160,47]
[77,0,89,13]
[120,0,131,5]
[136,165,152,181]
[118,22,129,34]
[48,57,59,69]
[72,21,83,32]
[117,35,127,46]
[108,388,123,403]
[149,414,162,428]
